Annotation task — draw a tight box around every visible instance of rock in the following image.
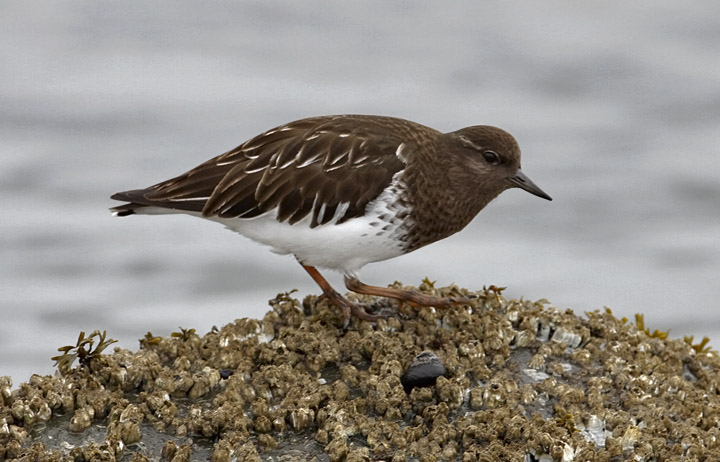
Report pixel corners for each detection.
[2,285,720,460]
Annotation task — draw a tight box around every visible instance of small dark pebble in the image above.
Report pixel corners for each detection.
[219,369,234,380]
[401,351,447,393]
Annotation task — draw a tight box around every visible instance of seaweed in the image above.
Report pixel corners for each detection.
[51,330,118,375]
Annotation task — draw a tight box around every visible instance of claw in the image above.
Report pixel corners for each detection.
[324,290,383,323]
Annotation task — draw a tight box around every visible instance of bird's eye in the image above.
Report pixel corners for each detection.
[483,150,500,165]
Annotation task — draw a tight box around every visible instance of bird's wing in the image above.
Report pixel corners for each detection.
[111,115,414,227]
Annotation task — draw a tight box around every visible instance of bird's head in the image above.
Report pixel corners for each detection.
[444,125,552,201]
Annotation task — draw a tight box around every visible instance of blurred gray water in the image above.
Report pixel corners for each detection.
[2,1,719,387]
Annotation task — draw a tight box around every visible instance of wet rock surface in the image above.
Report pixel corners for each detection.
[2,283,720,461]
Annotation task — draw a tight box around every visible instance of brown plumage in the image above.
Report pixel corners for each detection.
[111,114,551,322]
[112,115,414,226]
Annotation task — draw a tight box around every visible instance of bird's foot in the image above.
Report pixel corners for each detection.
[317,290,384,324]
[345,277,471,309]
[404,293,471,308]
[301,265,383,324]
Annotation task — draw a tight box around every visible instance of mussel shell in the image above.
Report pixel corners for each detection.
[401,351,447,393]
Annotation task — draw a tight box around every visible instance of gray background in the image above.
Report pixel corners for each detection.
[2,1,719,386]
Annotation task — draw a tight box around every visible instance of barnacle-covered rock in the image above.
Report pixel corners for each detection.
[3,284,720,460]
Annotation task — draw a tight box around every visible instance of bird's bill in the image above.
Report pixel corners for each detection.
[507,169,552,201]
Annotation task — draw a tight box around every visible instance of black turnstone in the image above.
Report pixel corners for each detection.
[110,114,551,321]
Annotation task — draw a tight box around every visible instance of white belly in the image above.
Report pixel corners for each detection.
[134,172,412,276]
[214,211,407,276]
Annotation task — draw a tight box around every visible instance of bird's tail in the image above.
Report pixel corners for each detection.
[109,203,145,216]
[109,190,149,216]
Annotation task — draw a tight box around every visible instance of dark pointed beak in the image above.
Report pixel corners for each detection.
[507,169,552,201]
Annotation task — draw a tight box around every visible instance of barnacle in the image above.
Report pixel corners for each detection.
[555,413,579,434]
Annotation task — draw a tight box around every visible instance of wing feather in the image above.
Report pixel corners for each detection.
[110,115,427,226]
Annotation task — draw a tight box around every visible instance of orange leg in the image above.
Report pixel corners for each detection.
[301,264,383,322]
[344,276,469,308]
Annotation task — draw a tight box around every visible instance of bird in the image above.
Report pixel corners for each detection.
[110,114,551,321]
